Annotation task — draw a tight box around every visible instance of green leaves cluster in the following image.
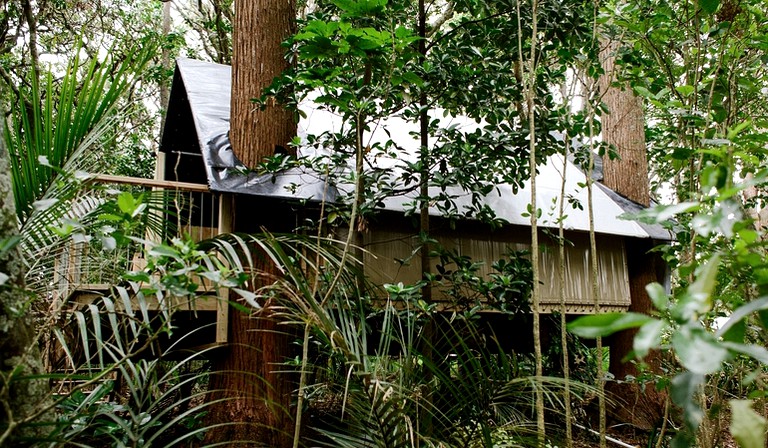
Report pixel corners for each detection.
[431,245,533,315]
[261,0,599,227]
[586,2,768,444]
[570,252,768,447]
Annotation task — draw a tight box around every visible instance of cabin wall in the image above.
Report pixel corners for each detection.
[363,220,631,314]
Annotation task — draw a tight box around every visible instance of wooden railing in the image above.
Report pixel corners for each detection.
[54,175,230,343]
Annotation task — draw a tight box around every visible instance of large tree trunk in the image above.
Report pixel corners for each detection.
[205,272,295,447]
[229,0,296,167]
[204,1,296,447]
[599,38,665,429]
[0,122,51,445]
[599,40,650,207]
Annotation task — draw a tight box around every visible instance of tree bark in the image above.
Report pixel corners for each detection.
[229,0,296,168]
[607,238,667,429]
[0,121,51,445]
[599,37,665,429]
[204,2,296,447]
[205,282,295,447]
[598,39,650,208]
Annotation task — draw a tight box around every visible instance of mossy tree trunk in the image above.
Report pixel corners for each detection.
[0,122,51,445]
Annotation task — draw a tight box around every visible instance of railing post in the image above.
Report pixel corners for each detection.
[216,193,234,344]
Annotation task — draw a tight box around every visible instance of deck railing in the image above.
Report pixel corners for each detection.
[53,175,220,308]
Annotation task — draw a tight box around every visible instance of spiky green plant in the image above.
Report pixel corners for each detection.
[268,251,599,447]
[4,41,161,298]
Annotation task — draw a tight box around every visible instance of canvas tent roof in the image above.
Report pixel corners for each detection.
[160,57,671,241]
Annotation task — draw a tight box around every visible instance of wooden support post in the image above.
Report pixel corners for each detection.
[215,193,234,344]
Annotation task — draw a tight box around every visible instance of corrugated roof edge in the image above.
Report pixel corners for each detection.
[596,183,674,241]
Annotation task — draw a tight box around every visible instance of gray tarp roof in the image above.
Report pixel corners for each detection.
[161,57,671,240]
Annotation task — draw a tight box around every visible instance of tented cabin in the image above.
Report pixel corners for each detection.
[64,58,671,351]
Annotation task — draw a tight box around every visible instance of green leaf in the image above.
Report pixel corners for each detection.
[727,120,752,140]
[117,192,137,215]
[675,85,695,97]
[721,318,746,343]
[721,342,768,364]
[730,400,767,448]
[402,72,424,87]
[567,312,655,338]
[700,0,720,14]
[716,296,768,337]
[633,86,654,98]
[687,254,720,313]
[671,371,705,430]
[672,325,729,375]
[646,282,669,311]
[148,244,180,260]
[634,319,667,359]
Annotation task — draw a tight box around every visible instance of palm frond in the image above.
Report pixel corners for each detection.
[5,40,156,296]
[7,42,155,224]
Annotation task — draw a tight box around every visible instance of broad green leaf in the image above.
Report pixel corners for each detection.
[675,85,695,97]
[567,312,655,338]
[730,400,767,448]
[727,120,752,140]
[700,0,720,14]
[148,244,180,260]
[403,72,424,87]
[646,282,669,311]
[671,371,705,430]
[721,318,746,343]
[634,319,667,359]
[672,326,729,375]
[716,296,768,337]
[721,342,768,364]
[687,254,720,313]
[633,86,654,98]
[673,255,723,322]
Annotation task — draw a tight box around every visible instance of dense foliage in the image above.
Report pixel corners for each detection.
[2,0,768,447]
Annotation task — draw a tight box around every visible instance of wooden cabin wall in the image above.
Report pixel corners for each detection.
[363,219,631,314]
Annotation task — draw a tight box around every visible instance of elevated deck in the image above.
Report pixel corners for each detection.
[54,174,230,348]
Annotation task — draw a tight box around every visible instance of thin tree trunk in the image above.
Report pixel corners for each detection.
[558,82,574,448]
[587,102,607,448]
[417,0,434,438]
[160,0,172,114]
[517,0,545,443]
[21,0,39,87]
[205,2,296,447]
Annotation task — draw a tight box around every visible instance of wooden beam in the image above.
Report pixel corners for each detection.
[69,286,219,312]
[215,193,234,344]
[90,174,210,193]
